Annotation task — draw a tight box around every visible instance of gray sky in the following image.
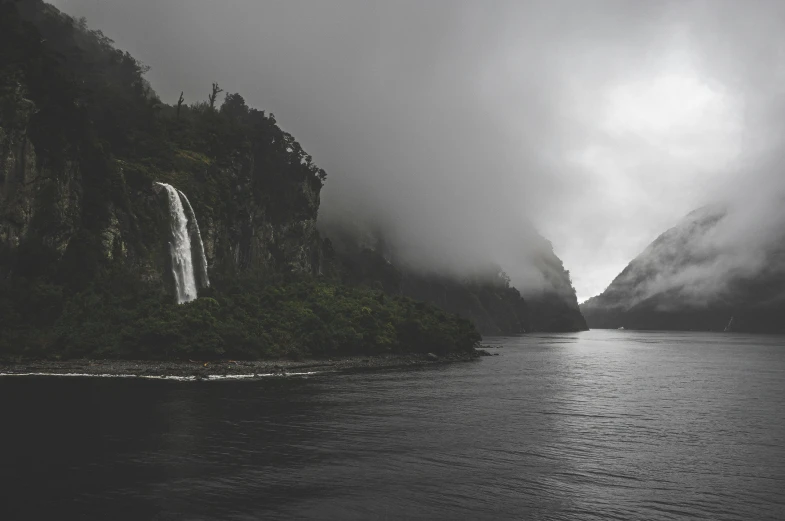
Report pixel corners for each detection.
[51,0,785,301]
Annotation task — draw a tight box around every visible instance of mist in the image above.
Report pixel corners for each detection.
[50,0,785,301]
[605,185,785,311]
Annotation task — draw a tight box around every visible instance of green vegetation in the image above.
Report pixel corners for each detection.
[0,268,479,360]
[0,1,481,360]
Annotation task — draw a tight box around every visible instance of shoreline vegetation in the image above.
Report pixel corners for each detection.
[0,348,498,379]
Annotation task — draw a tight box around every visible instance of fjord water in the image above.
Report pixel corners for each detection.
[3,331,785,520]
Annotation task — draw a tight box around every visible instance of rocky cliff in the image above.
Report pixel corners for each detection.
[0,0,325,296]
[0,94,325,292]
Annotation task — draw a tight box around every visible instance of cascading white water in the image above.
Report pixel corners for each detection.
[177,189,210,289]
[156,182,198,304]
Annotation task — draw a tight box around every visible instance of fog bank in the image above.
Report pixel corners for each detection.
[51,0,785,299]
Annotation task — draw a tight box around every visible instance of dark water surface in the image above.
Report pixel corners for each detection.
[3,330,785,520]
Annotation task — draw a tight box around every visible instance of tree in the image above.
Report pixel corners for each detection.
[220,92,249,121]
[176,91,184,119]
[208,82,223,109]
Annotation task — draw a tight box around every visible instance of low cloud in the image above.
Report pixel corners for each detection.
[50,0,785,300]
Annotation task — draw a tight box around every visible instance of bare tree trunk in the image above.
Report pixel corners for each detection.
[208,82,223,109]
[176,91,184,119]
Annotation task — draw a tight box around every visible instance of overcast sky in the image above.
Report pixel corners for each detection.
[51,0,785,301]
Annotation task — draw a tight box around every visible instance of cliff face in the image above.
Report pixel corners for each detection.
[135,150,324,281]
[581,204,785,333]
[0,88,78,264]
[0,0,489,361]
[514,231,587,332]
[0,98,324,291]
[0,1,324,295]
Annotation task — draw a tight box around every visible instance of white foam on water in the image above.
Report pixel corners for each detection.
[0,371,319,380]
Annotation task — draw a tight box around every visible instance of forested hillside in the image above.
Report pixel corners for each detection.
[0,0,481,359]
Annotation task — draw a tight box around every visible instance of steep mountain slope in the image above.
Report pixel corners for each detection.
[513,231,587,332]
[0,0,325,285]
[321,220,587,334]
[581,204,785,332]
[0,0,482,359]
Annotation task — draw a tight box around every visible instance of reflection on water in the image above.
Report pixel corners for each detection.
[3,330,785,520]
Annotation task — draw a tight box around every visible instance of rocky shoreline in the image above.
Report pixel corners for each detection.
[0,349,495,380]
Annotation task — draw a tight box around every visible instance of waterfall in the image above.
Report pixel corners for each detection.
[156,182,198,304]
[177,189,210,288]
[724,316,735,332]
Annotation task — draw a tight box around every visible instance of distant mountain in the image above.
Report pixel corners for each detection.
[515,231,588,333]
[581,204,785,333]
[321,220,587,335]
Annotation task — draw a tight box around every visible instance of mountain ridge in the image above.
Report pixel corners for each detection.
[581,203,785,333]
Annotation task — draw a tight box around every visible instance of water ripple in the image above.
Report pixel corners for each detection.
[2,330,785,520]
